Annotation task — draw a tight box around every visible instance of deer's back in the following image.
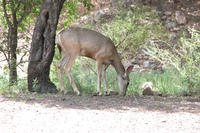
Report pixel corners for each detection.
[59,27,117,63]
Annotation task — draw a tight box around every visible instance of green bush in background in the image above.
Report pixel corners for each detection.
[2,5,198,96]
[127,69,187,96]
[97,6,166,59]
[50,6,179,96]
[145,29,200,94]
[0,75,27,95]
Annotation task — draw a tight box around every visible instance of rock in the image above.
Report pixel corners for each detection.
[164,11,172,16]
[161,64,168,72]
[175,11,187,25]
[139,69,147,73]
[143,61,150,68]
[139,82,153,96]
[133,65,140,71]
[80,16,89,22]
[161,15,167,20]
[140,82,153,90]
[142,87,154,96]
[173,27,181,31]
[93,10,105,22]
[166,21,176,29]
[140,82,162,96]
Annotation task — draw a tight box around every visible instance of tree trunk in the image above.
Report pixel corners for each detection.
[8,26,18,85]
[28,0,65,93]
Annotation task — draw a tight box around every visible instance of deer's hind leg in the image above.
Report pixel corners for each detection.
[64,53,80,95]
[57,55,68,93]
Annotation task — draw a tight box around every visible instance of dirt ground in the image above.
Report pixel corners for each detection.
[0,94,200,133]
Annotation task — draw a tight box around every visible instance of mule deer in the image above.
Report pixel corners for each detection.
[56,27,133,96]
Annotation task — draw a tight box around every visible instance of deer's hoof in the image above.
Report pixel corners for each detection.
[105,91,110,96]
[76,91,81,96]
[59,90,67,95]
[98,92,102,96]
[93,92,102,96]
[92,93,98,96]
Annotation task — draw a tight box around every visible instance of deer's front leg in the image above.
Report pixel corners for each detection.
[102,65,110,96]
[97,61,102,96]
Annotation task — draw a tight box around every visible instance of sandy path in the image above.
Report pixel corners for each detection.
[0,95,200,133]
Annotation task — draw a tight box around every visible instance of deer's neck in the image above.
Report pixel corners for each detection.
[112,55,125,77]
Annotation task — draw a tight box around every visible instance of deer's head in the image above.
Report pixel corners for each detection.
[118,65,133,96]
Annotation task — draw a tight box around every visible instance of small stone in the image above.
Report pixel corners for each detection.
[162,64,167,71]
[143,61,150,68]
[166,21,176,29]
[139,82,153,90]
[164,11,172,16]
[133,65,140,71]
[139,69,146,73]
[93,10,105,22]
[175,11,187,25]
[173,27,181,31]
[140,82,154,95]
[142,87,154,96]
[161,15,167,20]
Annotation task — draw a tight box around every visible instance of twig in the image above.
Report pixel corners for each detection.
[2,0,12,27]
[84,60,97,75]
[0,48,10,68]
[116,31,129,48]
[18,65,25,73]
[17,51,27,66]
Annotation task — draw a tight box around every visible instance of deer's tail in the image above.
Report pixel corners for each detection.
[55,33,62,54]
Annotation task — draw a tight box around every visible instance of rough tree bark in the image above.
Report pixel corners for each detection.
[3,0,18,85]
[8,26,18,84]
[28,0,65,93]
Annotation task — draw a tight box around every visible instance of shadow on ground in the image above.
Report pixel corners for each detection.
[1,93,200,114]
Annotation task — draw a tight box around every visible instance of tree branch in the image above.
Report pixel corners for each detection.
[17,51,27,67]
[3,0,12,27]
[18,65,25,73]
[17,6,29,25]
[0,47,10,69]
[116,31,129,48]
[14,0,21,13]
[84,60,97,75]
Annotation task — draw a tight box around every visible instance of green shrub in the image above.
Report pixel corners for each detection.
[51,48,187,96]
[0,75,27,95]
[145,29,200,94]
[51,6,169,95]
[127,69,187,96]
[98,6,167,59]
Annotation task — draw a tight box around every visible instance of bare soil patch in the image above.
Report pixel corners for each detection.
[0,94,200,133]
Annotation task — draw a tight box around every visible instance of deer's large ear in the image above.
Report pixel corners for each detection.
[126,65,133,76]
